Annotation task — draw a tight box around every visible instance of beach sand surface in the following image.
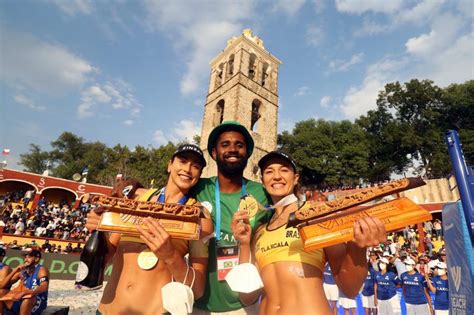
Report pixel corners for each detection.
[48,280,103,314]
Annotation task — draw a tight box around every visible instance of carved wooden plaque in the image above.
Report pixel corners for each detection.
[298,197,432,251]
[85,194,203,240]
[98,212,200,240]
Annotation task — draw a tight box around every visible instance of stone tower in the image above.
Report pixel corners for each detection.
[199,29,281,181]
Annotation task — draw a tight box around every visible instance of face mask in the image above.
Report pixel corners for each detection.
[406,265,414,272]
[122,185,134,197]
[225,263,263,293]
[162,267,195,314]
[437,269,446,276]
[379,263,387,271]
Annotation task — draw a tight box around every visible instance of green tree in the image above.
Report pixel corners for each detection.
[278,119,369,188]
[376,79,446,177]
[356,107,413,181]
[19,144,50,174]
[49,132,109,183]
[442,80,474,165]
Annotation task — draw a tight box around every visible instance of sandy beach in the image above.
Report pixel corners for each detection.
[48,280,104,314]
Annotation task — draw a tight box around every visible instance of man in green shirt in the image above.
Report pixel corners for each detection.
[193,121,270,314]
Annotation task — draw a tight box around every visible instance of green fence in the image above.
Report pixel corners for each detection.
[4,249,113,280]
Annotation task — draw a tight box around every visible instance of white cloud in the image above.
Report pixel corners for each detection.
[305,25,324,47]
[320,96,332,108]
[339,4,472,120]
[413,31,474,86]
[153,130,171,146]
[272,0,306,16]
[335,0,403,14]
[179,21,243,95]
[48,0,93,16]
[123,120,134,126]
[295,86,310,96]
[348,1,445,38]
[405,13,463,57]
[456,0,473,19]
[173,119,201,142]
[340,58,407,119]
[77,81,142,119]
[78,85,111,118]
[143,0,255,95]
[355,18,392,37]
[152,119,201,146]
[89,86,112,103]
[328,52,364,72]
[0,30,94,94]
[404,12,472,86]
[396,0,445,25]
[13,94,46,111]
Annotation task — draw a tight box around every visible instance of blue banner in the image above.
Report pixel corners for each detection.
[442,201,473,314]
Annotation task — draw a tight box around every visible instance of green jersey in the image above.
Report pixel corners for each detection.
[193,177,271,312]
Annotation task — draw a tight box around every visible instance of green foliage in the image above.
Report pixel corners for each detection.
[18,79,473,188]
[363,79,474,178]
[19,132,178,188]
[19,144,50,174]
[278,119,369,187]
[281,79,473,186]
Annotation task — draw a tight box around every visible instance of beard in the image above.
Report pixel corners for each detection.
[216,153,248,177]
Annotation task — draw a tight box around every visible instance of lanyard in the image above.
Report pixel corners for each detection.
[215,178,246,242]
[158,187,189,205]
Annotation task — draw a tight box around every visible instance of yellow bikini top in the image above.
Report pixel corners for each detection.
[120,188,196,256]
[254,222,325,271]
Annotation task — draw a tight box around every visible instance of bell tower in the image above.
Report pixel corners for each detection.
[199,29,282,180]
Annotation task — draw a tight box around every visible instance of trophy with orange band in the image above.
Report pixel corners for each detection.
[82,193,205,240]
[287,177,432,251]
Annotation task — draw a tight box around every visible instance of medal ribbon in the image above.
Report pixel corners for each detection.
[215,179,246,242]
[268,193,298,209]
[158,187,189,205]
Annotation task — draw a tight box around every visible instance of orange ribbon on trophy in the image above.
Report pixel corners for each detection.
[286,178,432,251]
[83,194,206,240]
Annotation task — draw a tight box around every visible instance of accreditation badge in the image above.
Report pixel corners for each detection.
[216,242,239,281]
[137,249,159,270]
[239,194,259,218]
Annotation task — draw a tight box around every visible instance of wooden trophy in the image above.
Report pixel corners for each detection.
[287,178,432,251]
[83,193,204,240]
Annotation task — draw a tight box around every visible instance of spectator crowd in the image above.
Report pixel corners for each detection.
[324,229,448,315]
[1,190,91,248]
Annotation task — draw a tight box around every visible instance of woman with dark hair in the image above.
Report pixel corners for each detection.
[86,144,212,314]
[374,257,401,315]
[231,151,386,314]
[426,262,449,315]
[361,258,377,315]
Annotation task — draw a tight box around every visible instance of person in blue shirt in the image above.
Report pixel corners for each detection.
[426,262,449,315]
[361,258,377,315]
[374,257,401,315]
[401,258,433,314]
[0,249,49,315]
[323,262,339,315]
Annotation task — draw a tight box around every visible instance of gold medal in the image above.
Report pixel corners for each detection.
[137,249,159,270]
[239,195,259,218]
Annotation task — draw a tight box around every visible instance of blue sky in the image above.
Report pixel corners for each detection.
[1,0,472,170]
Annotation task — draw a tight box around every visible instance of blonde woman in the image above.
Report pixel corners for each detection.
[231,151,386,314]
